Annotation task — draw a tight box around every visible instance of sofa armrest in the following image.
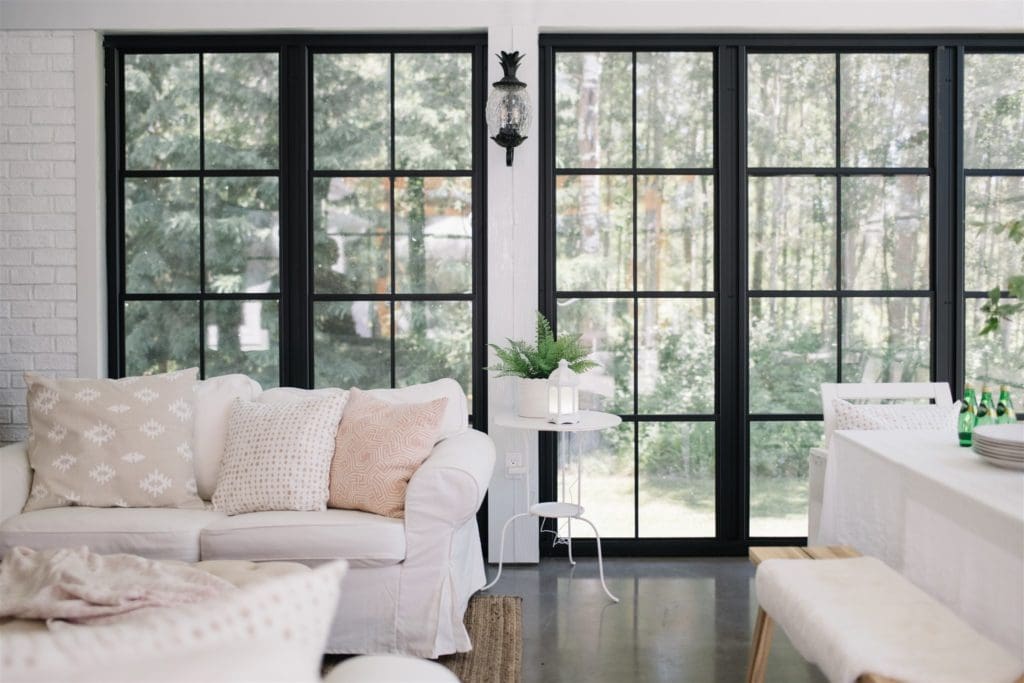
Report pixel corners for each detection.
[1,442,31,523]
[405,429,495,530]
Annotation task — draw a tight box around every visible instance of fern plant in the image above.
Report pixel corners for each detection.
[487,312,598,379]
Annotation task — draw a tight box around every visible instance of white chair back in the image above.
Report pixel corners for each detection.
[820,382,954,446]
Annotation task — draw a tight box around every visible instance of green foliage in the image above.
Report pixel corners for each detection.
[487,313,598,379]
[980,218,1024,335]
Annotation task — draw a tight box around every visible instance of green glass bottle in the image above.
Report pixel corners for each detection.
[996,385,1017,424]
[958,384,978,447]
[976,386,998,427]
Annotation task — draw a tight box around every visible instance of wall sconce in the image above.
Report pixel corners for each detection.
[486,51,532,166]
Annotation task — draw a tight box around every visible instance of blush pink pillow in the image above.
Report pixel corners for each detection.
[328,388,447,518]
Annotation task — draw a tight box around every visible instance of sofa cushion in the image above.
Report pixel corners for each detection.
[193,374,263,500]
[200,510,405,568]
[0,507,224,562]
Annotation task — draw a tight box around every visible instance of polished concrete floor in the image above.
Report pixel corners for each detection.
[480,557,827,683]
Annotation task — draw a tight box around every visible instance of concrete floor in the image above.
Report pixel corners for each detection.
[480,557,826,683]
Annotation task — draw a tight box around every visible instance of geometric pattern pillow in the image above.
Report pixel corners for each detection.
[22,369,203,511]
[328,388,447,519]
[211,395,346,516]
[832,398,961,434]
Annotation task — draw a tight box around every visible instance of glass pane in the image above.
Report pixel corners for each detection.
[747,53,835,167]
[842,176,929,290]
[125,178,200,293]
[749,297,837,414]
[748,176,836,290]
[965,176,1024,292]
[394,300,472,401]
[840,53,929,168]
[556,174,633,291]
[561,422,635,538]
[394,53,471,170]
[555,52,632,169]
[964,54,1024,169]
[637,175,714,292]
[842,297,931,383]
[314,53,390,170]
[636,52,714,168]
[124,54,199,170]
[556,298,633,415]
[204,300,279,388]
[204,177,279,294]
[313,301,391,389]
[204,53,278,169]
[394,177,472,294]
[639,421,715,538]
[124,300,199,375]
[313,177,391,294]
[637,298,715,414]
[965,298,1024,400]
[749,421,821,537]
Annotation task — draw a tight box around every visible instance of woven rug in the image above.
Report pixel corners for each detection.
[439,595,522,683]
[322,595,522,683]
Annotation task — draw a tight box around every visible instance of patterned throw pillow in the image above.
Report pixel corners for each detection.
[328,388,447,519]
[23,369,202,511]
[832,398,961,434]
[212,395,346,516]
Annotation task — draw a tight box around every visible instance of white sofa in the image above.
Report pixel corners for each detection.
[0,376,495,659]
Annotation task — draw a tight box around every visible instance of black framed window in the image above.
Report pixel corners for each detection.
[746,50,933,537]
[550,50,717,541]
[961,51,1024,400]
[106,35,487,423]
[540,34,1024,556]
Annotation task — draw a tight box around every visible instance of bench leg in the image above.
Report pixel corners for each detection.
[746,607,774,683]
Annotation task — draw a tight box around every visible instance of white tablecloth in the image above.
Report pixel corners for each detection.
[819,429,1024,661]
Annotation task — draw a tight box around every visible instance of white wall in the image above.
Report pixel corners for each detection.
[0,0,1020,561]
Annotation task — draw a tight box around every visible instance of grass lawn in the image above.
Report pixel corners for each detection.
[554,473,808,540]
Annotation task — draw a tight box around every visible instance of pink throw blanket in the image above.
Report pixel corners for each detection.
[0,546,235,624]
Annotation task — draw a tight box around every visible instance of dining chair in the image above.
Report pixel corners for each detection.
[807,382,954,544]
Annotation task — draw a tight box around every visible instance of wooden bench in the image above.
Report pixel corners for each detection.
[747,546,1024,683]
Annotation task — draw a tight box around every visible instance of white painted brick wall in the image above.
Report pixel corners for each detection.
[0,30,78,444]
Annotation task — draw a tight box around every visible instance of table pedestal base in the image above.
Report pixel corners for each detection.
[482,503,619,603]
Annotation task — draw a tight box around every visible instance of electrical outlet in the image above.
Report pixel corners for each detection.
[505,451,527,477]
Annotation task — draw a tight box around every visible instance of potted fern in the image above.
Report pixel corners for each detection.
[488,312,597,418]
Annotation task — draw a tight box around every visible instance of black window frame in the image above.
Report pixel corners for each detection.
[104,33,489,429]
[539,33,1024,558]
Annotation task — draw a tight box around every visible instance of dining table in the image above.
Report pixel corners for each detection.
[818,428,1024,661]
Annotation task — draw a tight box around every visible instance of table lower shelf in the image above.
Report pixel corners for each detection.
[529,501,583,518]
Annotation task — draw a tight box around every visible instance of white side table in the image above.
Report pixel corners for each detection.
[483,410,621,602]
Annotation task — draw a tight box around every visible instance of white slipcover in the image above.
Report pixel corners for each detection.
[200,509,405,567]
[0,506,225,562]
[0,377,495,658]
[193,374,263,499]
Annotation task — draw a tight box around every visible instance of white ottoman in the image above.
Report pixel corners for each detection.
[324,655,458,683]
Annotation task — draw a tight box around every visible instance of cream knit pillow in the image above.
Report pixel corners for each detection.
[23,369,202,511]
[212,395,346,515]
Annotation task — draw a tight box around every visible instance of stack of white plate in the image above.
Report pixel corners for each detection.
[973,423,1024,470]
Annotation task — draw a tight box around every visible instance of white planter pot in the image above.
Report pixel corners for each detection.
[516,377,549,419]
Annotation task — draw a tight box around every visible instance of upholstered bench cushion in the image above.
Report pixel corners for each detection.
[756,556,1024,683]
[200,509,405,567]
[194,559,311,588]
[0,507,224,562]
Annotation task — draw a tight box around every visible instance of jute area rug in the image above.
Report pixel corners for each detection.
[323,595,522,683]
[438,595,522,683]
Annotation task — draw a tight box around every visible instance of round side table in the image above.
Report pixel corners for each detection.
[483,410,621,602]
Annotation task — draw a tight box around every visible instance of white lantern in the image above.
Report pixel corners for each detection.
[547,359,580,424]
